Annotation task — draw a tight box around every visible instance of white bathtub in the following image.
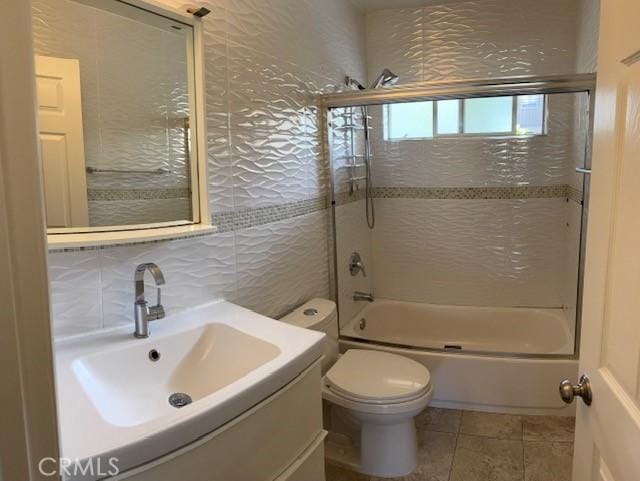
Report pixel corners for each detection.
[340,299,578,415]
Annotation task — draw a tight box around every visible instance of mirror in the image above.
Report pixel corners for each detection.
[31,0,203,233]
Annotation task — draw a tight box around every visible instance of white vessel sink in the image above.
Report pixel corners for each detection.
[54,300,324,479]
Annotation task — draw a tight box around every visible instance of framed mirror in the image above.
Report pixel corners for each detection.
[31,0,209,244]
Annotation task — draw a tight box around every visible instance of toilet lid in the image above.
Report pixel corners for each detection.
[325,350,431,403]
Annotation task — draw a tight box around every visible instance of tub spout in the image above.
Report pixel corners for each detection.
[354,291,374,302]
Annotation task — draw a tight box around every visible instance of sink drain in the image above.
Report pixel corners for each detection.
[169,393,192,408]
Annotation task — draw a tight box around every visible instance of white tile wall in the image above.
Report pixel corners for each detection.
[234,211,330,319]
[48,231,237,336]
[46,0,366,338]
[576,0,600,74]
[371,198,567,307]
[365,0,579,86]
[48,251,103,338]
[88,198,191,227]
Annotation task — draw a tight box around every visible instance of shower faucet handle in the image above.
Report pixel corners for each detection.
[349,252,367,277]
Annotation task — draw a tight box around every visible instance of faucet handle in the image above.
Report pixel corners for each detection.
[148,303,165,321]
[349,252,367,277]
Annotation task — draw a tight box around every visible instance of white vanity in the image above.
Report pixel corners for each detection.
[55,300,326,480]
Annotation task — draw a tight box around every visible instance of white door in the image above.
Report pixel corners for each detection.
[35,55,89,228]
[569,0,640,479]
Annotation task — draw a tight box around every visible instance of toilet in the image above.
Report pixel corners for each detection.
[281,298,433,477]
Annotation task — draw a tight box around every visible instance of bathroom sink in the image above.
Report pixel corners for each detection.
[54,300,324,479]
[72,323,281,427]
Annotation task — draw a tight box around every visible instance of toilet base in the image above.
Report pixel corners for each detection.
[360,417,417,477]
[322,383,433,478]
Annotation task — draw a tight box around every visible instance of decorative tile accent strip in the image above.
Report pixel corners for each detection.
[334,189,365,206]
[372,185,573,200]
[87,188,191,201]
[335,185,583,203]
[49,196,329,252]
[212,196,328,233]
[48,229,218,253]
[567,186,583,204]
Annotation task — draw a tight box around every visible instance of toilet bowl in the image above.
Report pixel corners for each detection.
[280,299,433,477]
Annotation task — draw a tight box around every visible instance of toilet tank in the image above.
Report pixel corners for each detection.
[280,298,339,375]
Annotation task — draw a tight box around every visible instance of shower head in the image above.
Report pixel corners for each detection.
[370,68,399,89]
[345,76,366,90]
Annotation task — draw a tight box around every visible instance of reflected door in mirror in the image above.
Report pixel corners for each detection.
[36,56,89,228]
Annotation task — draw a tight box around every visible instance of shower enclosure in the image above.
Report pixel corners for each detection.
[323,74,595,413]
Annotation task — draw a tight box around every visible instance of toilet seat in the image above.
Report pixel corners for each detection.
[324,350,431,406]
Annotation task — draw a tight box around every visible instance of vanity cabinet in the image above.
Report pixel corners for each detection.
[117,361,325,481]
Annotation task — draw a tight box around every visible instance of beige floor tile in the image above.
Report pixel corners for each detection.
[400,430,457,481]
[325,463,371,481]
[524,441,573,481]
[460,411,523,440]
[449,434,524,481]
[523,416,575,442]
[416,407,463,433]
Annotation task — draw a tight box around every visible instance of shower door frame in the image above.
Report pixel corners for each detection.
[322,73,597,360]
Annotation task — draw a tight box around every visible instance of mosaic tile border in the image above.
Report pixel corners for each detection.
[373,185,574,200]
[567,186,583,204]
[334,189,365,206]
[334,185,584,204]
[87,188,191,201]
[48,195,329,252]
[47,229,219,253]
[49,184,583,253]
[212,196,328,233]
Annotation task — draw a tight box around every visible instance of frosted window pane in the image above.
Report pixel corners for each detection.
[388,101,433,139]
[463,96,513,134]
[516,95,544,135]
[437,99,460,134]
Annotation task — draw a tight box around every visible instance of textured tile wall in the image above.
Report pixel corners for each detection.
[576,0,600,74]
[46,0,366,338]
[370,198,567,307]
[331,0,594,323]
[87,198,192,227]
[365,0,580,86]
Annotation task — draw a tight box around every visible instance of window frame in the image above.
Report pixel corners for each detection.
[385,95,548,141]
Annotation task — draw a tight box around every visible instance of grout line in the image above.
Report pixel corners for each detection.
[522,417,526,481]
[447,430,460,481]
[456,432,524,442]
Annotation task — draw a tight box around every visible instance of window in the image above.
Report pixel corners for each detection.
[385,95,546,140]
[387,101,433,139]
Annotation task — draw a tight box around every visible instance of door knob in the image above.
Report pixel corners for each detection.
[559,374,592,406]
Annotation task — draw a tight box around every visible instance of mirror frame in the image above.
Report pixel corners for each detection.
[46,0,211,249]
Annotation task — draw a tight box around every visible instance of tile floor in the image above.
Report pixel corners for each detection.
[325,407,575,481]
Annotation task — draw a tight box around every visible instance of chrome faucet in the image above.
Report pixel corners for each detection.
[133,263,166,338]
[353,291,374,303]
